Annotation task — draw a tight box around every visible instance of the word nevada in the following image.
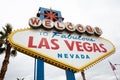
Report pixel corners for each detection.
[29,17,102,36]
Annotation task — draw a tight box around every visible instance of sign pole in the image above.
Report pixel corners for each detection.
[113,71,118,80]
[65,69,76,80]
[35,58,44,80]
[81,71,86,80]
[34,58,37,80]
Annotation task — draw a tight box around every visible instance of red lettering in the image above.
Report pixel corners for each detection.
[86,25,94,34]
[93,43,101,52]
[43,19,54,29]
[67,23,73,29]
[31,18,40,25]
[76,24,85,33]
[83,42,92,52]
[76,41,84,51]
[99,43,107,52]
[64,40,74,51]
[29,17,103,36]
[51,39,59,50]
[66,22,75,31]
[55,21,65,30]
[38,38,50,49]
[57,22,63,28]
[28,36,37,48]
[45,19,51,27]
[94,27,102,36]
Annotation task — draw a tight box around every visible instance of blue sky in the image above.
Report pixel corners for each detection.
[0,0,120,80]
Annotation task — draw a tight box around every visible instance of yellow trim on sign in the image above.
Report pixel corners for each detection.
[78,37,116,71]
[8,28,115,73]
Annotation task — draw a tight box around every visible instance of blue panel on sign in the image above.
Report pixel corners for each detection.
[39,7,63,22]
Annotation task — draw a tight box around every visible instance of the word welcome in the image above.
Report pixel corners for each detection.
[29,17,102,36]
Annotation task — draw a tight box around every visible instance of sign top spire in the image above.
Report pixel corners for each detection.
[37,7,64,22]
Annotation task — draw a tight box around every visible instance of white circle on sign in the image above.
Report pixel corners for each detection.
[42,19,54,29]
[29,17,42,29]
[54,21,65,30]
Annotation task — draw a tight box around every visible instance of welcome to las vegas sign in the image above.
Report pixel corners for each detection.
[8,7,115,72]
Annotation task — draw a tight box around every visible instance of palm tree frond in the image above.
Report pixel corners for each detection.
[0,47,5,54]
[3,27,6,32]
[0,43,3,47]
[0,31,5,40]
[3,27,8,38]
[0,31,5,36]
[0,39,5,45]
[5,24,12,34]
[1,24,12,38]
[10,49,17,57]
